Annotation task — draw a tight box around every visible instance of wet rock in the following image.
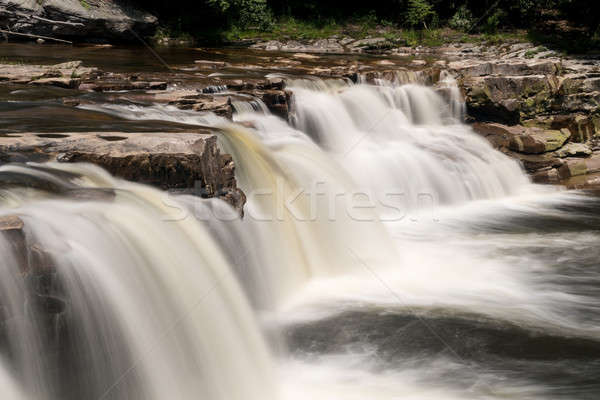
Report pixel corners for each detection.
[411,60,427,67]
[561,172,600,189]
[0,215,26,270]
[0,132,245,213]
[462,75,556,123]
[523,114,600,143]
[348,38,387,51]
[558,154,600,179]
[194,60,229,69]
[554,143,592,158]
[0,61,95,86]
[79,80,167,92]
[0,215,24,232]
[293,53,320,60]
[472,122,570,154]
[506,152,564,173]
[251,39,344,53]
[531,167,561,184]
[449,60,560,77]
[30,77,80,89]
[257,90,292,120]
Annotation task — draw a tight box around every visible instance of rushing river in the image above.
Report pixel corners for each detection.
[1,45,600,399]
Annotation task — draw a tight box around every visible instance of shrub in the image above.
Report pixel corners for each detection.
[405,0,437,30]
[449,5,474,31]
[482,9,506,34]
[208,0,273,29]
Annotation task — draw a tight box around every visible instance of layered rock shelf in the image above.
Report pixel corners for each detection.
[0,131,246,213]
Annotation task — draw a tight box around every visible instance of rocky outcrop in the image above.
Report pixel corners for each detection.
[0,0,157,42]
[472,123,571,154]
[452,57,600,188]
[452,58,600,127]
[473,121,600,186]
[0,131,246,213]
[0,60,96,85]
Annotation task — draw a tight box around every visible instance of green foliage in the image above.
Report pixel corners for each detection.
[449,5,474,31]
[222,17,341,41]
[142,0,600,51]
[405,0,436,29]
[482,9,506,34]
[208,0,273,29]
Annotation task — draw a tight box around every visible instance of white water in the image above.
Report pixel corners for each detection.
[37,77,599,399]
[0,163,275,400]
[0,360,26,400]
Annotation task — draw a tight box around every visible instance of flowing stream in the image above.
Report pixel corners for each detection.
[2,59,600,399]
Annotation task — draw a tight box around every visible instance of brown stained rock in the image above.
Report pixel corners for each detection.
[260,90,292,120]
[0,215,24,232]
[472,122,570,154]
[0,132,245,213]
[0,61,95,85]
[558,154,600,179]
[79,80,167,92]
[506,151,564,173]
[532,167,561,184]
[30,77,81,89]
[0,215,26,271]
[554,143,593,158]
[562,172,600,189]
[524,114,600,143]
[194,60,229,68]
[449,60,560,77]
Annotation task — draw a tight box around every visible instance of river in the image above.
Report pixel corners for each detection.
[0,43,599,400]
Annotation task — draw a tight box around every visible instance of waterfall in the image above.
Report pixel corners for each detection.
[4,66,598,399]
[78,77,537,304]
[0,360,25,400]
[289,81,532,209]
[0,163,275,400]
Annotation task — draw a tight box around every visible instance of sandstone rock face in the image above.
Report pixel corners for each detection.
[453,58,600,127]
[0,0,157,42]
[455,57,600,188]
[0,132,246,213]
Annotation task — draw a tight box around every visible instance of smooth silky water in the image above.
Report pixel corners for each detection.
[2,68,600,399]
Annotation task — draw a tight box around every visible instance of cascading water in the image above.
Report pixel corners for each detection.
[0,359,25,400]
[30,74,600,399]
[0,163,275,400]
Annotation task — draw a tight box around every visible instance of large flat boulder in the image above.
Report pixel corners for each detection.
[0,61,95,85]
[0,131,245,213]
[0,0,157,42]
